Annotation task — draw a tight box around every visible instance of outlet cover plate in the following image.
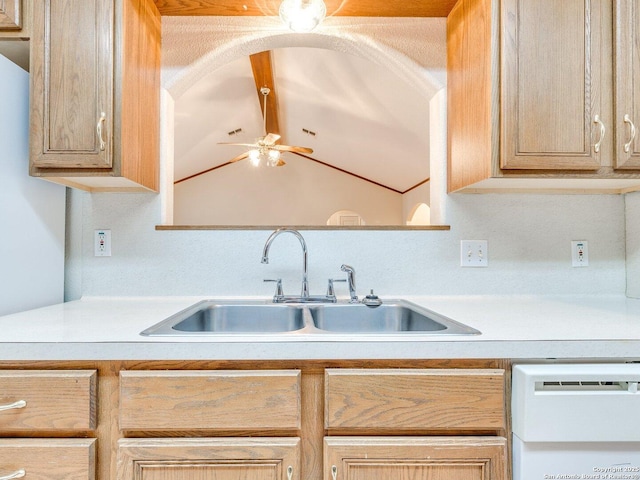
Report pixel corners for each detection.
[95,229,111,257]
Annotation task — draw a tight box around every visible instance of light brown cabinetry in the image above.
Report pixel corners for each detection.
[117,369,302,480]
[448,0,640,193]
[0,370,97,480]
[29,0,160,192]
[117,438,300,480]
[325,437,507,480]
[0,369,96,432]
[325,368,505,432]
[615,0,640,168]
[119,370,301,432]
[324,368,508,480]
[500,0,605,171]
[0,0,21,31]
[0,360,508,480]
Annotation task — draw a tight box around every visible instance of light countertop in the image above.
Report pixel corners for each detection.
[1,295,639,361]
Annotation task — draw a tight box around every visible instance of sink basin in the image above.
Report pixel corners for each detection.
[141,299,480,336]
[140,300,306,335]
[309,301,480,335]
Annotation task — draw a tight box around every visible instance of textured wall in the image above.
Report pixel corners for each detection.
[65,190,626,298]
[63,17,630,300]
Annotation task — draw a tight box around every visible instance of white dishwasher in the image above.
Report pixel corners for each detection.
[512,364,640,480]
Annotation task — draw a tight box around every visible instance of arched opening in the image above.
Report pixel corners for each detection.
[160,21,446,226]
[326,210,366,226]
[407,203,431,226]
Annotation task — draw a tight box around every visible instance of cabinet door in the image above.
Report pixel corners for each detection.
[615,0,640,168]
[501,0,605,170]
[0,0,21,30]
[30,0,113,169]
[117,438,300,480]
[325,437,507,480]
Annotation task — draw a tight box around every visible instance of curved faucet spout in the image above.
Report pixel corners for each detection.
[261,228,309,298]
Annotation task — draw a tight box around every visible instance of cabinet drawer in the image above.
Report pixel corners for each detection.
[120,370,301,431]
[0,438,95,480]
[325,369,505,432]
[0,370,97,432]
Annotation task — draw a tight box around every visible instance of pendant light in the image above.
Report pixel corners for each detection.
[279,0,326,32]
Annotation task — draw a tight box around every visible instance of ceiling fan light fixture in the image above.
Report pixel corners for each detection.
[266,149,281,167]
[279,0,326,32]
[248,149,261,166]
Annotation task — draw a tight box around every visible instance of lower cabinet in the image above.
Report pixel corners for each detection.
[117,438,300,480]
[0,361,509,480]
[325,437,507,480]
[0,438,96,480]
[0,369,97,480]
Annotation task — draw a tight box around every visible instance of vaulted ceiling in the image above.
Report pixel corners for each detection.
[173,46,435,193]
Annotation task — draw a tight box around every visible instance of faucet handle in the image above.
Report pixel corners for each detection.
[264,278,283,298]
[327,278,346,297]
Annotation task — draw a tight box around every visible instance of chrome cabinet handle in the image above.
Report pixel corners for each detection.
[96,112,106,151]
[0,400,26,412]
[593,114,605,153]
[331,465,337,480]
[624,114,637,153]
[287,466,293,480]
[0,470,26,480]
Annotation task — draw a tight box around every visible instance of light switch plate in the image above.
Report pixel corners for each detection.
[461,240,488,267]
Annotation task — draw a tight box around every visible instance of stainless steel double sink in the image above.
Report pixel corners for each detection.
[140,299,480,336]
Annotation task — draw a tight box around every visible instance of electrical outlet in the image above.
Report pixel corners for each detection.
[571,240,588,267]
[461,240,488,267]
[95,229,111,257]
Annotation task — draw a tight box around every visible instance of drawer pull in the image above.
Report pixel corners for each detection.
[331,465,337,480]
[593,114,605,153]
[0,400,26,412]
[0,470,26,480]
[624,114,636,153]
[97,112,106,151]
[287,466,293,480]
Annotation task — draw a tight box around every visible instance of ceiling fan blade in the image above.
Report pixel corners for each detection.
[272,145,313,154]
[218,142,258,148]
[263,133,281,145]
[229,151,250,163]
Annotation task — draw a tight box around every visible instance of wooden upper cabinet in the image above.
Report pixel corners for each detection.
[447,0,640,193]
[29,0,160,192]
[0,0,21,30]
[615,0,640,168]
[500,0,604,170]
[30,0,113,169]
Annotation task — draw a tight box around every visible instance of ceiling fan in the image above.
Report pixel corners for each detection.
[218,86,313,167]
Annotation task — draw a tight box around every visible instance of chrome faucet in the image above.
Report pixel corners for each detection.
[261,228,309,299]
[341,264,358,303]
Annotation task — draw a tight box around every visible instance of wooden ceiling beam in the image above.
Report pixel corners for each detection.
[249,50,280,136]
[154,0,458,17]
